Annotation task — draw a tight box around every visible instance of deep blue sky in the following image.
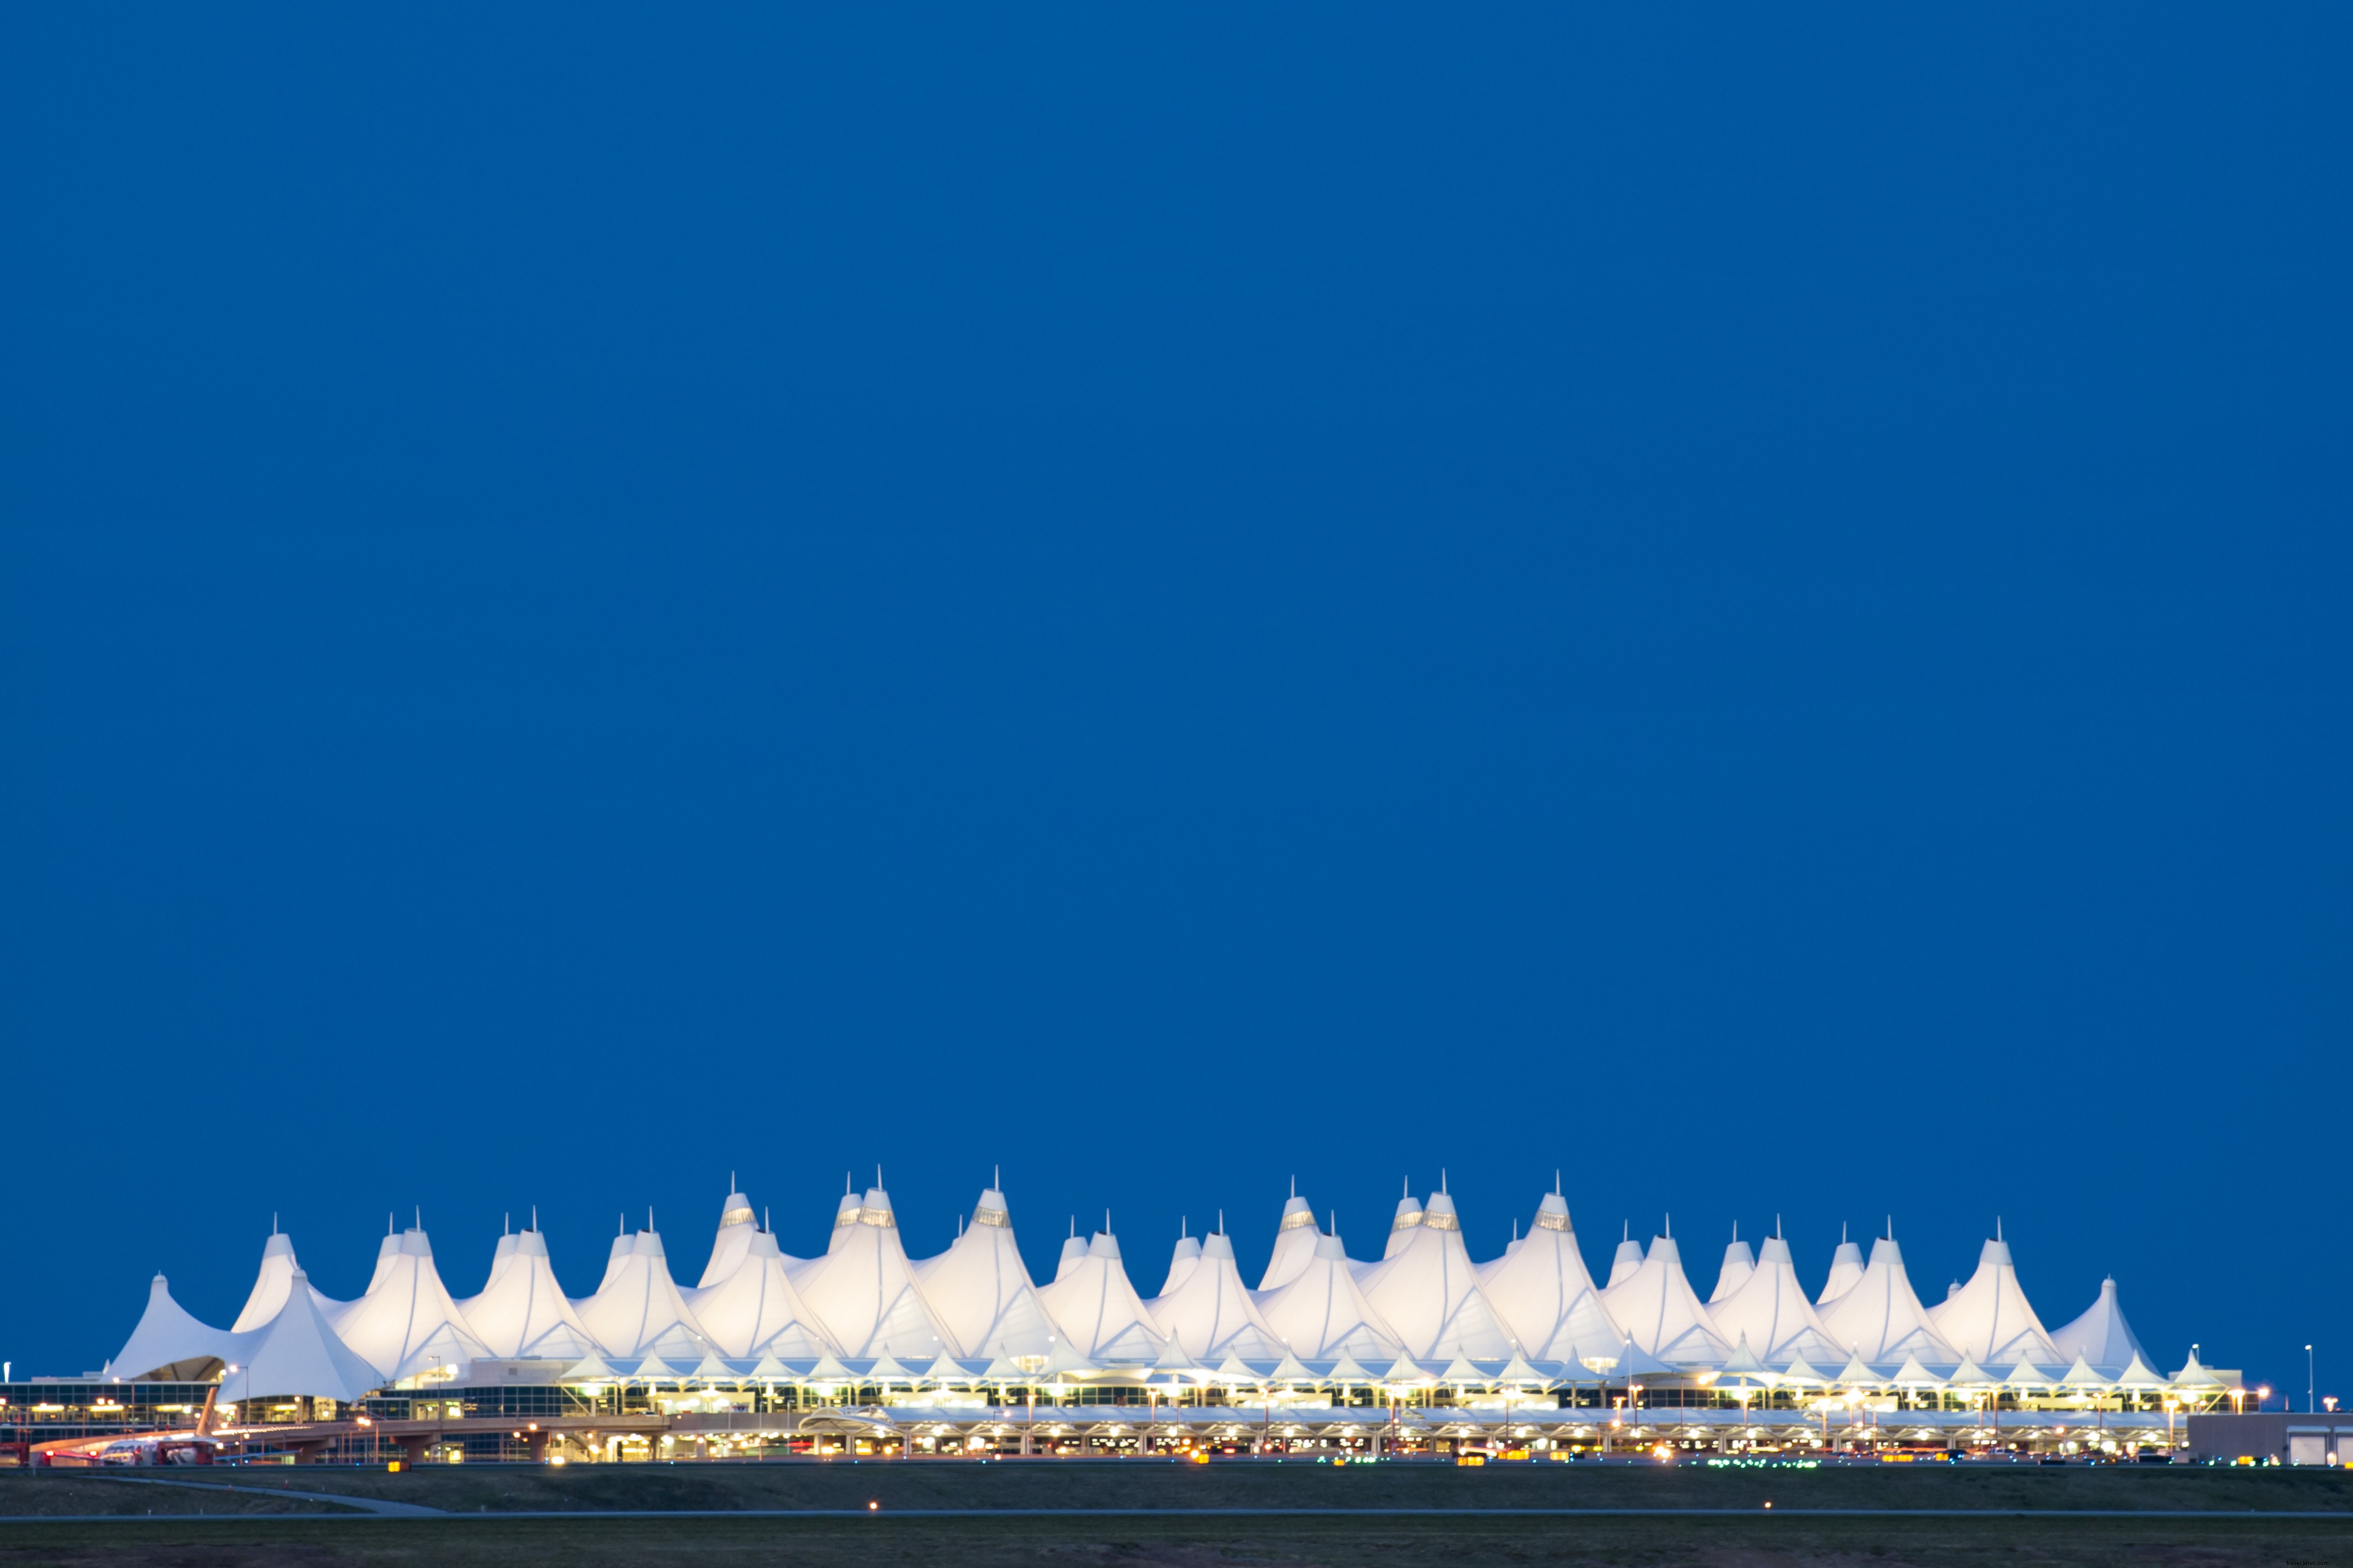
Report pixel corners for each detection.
[3,6,2346,1396]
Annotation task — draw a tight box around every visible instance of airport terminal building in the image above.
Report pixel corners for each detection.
[9,1181,2247,1465]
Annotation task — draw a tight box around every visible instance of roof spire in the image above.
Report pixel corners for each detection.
[1181,1216,1187,1239]
[1664,1212,1670,1238]
[763,1206,769,1233]
[388,1213,394,1236]
[1776,1213,1783,1239]
[414,1206,422,1230]
[1996,1216,2003,1241]
[1330,1210,1336,1234]
[1886,1215,1892,1240]
[1290,1175,1296,1198]
[1218,1209,1225,1235]
[1441,1169,1448,1195]
[1512,1220,1519,1242]
[1402,1175,1410,1198]
[994,1164,1001,1190]
[531,1206,538,1231]
[1732,1221,1738,1242]
[648,1207,655,1231]
[504,1213,510,1236]
[730,1170,736,1190]
[271,1213,278,1236]
[877,1165,883,1190]
[1554,1170,1561,1196]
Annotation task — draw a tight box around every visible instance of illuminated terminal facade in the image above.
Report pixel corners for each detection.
[9,1180,2246,1464]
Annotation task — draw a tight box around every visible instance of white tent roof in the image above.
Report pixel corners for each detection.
[822,1185,864,1257]
[1817,1232,1866,1306]
[1257,1230,1404,1363]
[1706,1234,1848,1371]
[1055,1227,1090,1282]
[1816,1234,1959,1371]
[1258,1189,1321,1292]
[789,1187,962,1361]
[698,1187,762,1288]
[457,1228,603,1361]
[1034,1229,1167,1366]
[1928,1235,2061,1370]
[1357,1191,1516,1361]
[1478,1190,1620,1366]
[572,1226,720,1363]
[2045,1277,2149,1378]
[1606,1227,1644,1288]
[908,1188,1058,1361]
[597,1225,635,1291]
[683,1229,839,1361]
[231,1229,342,1333]
[1709,1235,1756,1305]
[364,1226,404,1295]
[1382,1187,1424,1261]
[220,1270,382,1404]
[1598,1232,1731,1368]
[332,1225,492,1381]
[1158,1231,1203,1298]
[1148,1233,1286,1363]
[109,1274,234,1381]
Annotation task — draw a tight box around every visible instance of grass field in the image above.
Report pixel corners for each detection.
[5,1462,2352,1566]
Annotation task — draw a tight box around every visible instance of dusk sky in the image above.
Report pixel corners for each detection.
[4,6,2347,1398]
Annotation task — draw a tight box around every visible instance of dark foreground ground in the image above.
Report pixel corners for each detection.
[4,1462,2351,1567]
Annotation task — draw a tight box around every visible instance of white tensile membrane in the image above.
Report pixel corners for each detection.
[231,1226,344,1332]
[1607,1225,1644,1288]
[1706,1230,1848,1371]
[1035,1226,1168,1365]
[1357,1187,1516,1361]
[1928,1227,2062,1371]
[1258,1224,1404,1364]
[1478,1188,1620,1367]
[109,1275,235,1381]
[1158,1224,1203,1298]
[220,1269,383,1405]
[1056,1221,1091,1282]
[820,1181,864,1260]
[1816,1230,1960,1372]
[1148,1230,1287,1363]
[699,1183,764,1288]
[685,1227,841,1361]
[2045,1276,2152,1379]
[333,1222,492,1382]
[790,1186,962,1361]
[1598,1227,1732,1368]
[910,1187,1059,1361]
[1817,1226,1866,1306]
[1381,1184,1424,1262]
[572,1223,720,1363]
[596,1217,636,1291]
[458,1222,603,1361]
[1710,1229,1755,1304]
[1258,1184,1321,1292]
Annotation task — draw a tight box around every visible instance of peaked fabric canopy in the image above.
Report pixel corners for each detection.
[1158,1233,1202,1298]
[231,1230,342,1333]
[1929,1237,2061,1369]
[572,1227,719,1363]
[1357,1191,1515,1361]
[2046,1278,2149,1378]
[698,1188,762,1288]
[1148,1233,1285,1363]
[1382,1191,1424,1261]
[332,1226,492,1381]
[1257,1231,1403,1364]
[458,1228,602,1361]
[1709,1237,1755,1305]
[1258,1192,1321,1292]
[1606,1231,1644,1288]
[220,1269,384,1404]
[1707,1235,1848,1371]
[1598,1234,1731,1368]
[790,1188,962,1361]
[909,1188,1058,1361]
[683,1229,840,1360]
[1479,1191,1619,1366]
[1034,1229,1167,1365]
[1817,1236,1866,1306]
[110,1275,234,1381]
[1816,1235,1959,1371]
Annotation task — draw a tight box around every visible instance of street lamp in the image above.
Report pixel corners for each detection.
[2309,1347,2316,1415]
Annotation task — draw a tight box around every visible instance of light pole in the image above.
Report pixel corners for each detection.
[2309,1347,2316,1415]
